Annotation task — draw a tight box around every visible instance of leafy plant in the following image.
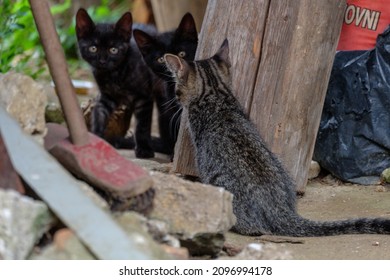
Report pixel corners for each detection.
[0,0,128,79]
[0,0,38,76]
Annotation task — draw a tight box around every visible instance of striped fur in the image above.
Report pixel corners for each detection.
[164,39,390,236]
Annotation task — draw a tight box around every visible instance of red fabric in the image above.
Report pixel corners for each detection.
[337,0,390,50]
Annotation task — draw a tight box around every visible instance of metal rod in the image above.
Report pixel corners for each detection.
[29,0,89,146]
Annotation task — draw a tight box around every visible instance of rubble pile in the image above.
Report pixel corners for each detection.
[0,72,292,260]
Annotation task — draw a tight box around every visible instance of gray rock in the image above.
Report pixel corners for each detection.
[0,189,55,259]
[308,160,321,180]
[31,212,174,260]
[30,228,95,260]
[0,72,47,137]
[114,211,172,259]
[149,171,236,255]
[381,168,390,184]
[146,218,181,248]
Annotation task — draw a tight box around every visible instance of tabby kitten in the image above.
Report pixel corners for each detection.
[164,39,390,236]
[133,13,198,156]
[76,8,156,158]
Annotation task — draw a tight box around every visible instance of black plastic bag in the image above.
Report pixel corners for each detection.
[313,25,390,184]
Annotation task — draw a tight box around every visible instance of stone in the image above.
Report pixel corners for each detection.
[30,228,95,260]
[375,185,386,192]
[222,242,244,256]
[308,160,321,180]
[116,211,188,259]
[45,102,65,124]
[114,211,174,259]
[32,212,174,260]
[146,218,181,248]
[0,189,55,259]
[381,168,390,184]
[150,172,236,233]
[149,171,236,256]
[0,72,47,136]
[42,82,59,105]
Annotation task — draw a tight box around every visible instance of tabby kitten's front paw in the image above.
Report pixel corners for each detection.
[135,147,155,159]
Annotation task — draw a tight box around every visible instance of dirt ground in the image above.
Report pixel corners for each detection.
[225,178,390,260]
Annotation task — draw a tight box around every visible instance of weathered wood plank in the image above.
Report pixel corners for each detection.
[173,0,346,193]
[173,0,270,176]
[252,0,346,192]
[194,0,270,109]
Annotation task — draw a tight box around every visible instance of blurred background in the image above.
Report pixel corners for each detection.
[0,0,207,81]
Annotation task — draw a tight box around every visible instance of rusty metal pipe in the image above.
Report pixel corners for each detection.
[29,0,89,146]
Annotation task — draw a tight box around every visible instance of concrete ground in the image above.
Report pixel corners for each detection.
[225,177,390,260]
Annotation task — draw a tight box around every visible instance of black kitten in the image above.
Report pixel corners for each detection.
[133,13,198,156]
[76,8,157,158]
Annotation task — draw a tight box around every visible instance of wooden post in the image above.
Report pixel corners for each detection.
[150,0,208,32]
[172,0,346,193]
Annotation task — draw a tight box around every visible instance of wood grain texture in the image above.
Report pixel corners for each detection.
[173,0,346,193]
[173,0,270,176]
[252,0,346,192]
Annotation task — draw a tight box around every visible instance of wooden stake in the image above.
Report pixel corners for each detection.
[173,0,346,193]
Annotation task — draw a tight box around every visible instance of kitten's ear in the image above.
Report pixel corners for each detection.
[214,39,231,67]
[176,13,198,41]
[115,12,133,41]
[75,8,95,39]
[133,29,154,54]
[164,54,189,81]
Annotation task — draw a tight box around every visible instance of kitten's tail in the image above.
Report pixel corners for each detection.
[284,215,390,237]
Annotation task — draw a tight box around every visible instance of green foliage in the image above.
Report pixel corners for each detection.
[0,0,71,78]
[0,0,128,79]
[0,0,41,77]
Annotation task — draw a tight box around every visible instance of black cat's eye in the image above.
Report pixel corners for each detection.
[109,47,119,54]
[157,57,165,64]
[178,51,186,58]
[88,46,97,53]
